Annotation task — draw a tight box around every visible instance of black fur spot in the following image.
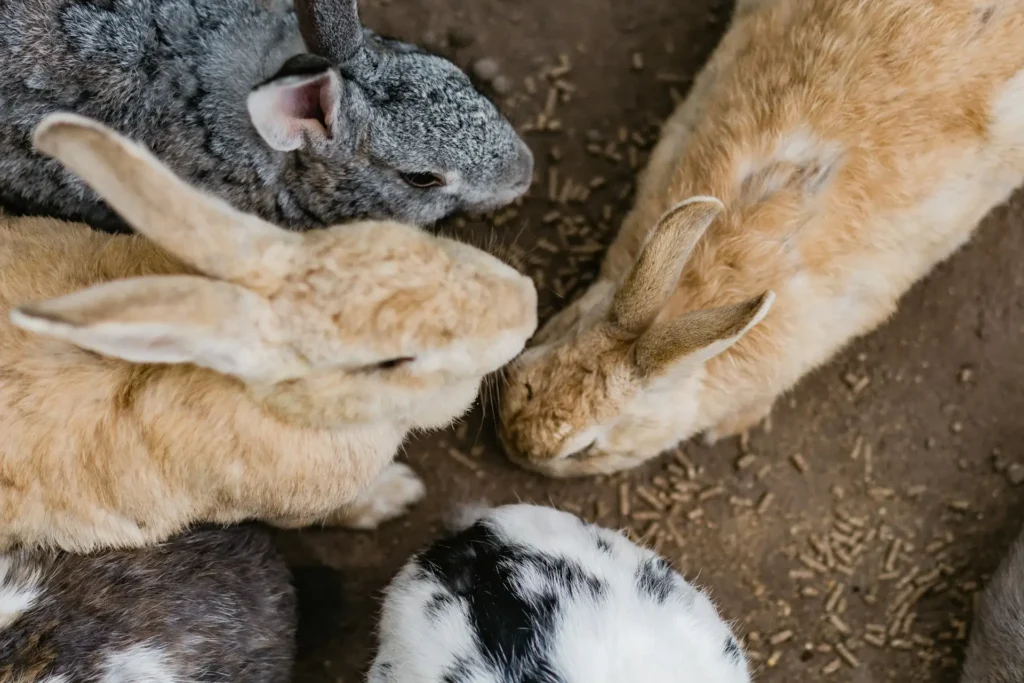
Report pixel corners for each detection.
[425,591,458,623]
[594,535,613,555]
[418,521,599,683]
[636,558,677,604]
[724,636,743,664]
[441,657,474,683]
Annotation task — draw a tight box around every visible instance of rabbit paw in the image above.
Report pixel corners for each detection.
[333,463,427,530]
[703,400,773,446]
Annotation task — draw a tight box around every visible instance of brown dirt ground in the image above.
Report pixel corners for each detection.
[281,0,1024,681]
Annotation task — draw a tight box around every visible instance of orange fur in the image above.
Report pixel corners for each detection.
[0,115,537,551]
[500,0,1024,476]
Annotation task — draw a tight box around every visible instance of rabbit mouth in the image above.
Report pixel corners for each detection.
[461,191,529,216]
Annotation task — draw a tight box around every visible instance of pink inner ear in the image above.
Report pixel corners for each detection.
[281,76,332,138]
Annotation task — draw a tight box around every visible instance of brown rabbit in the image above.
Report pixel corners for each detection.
[500,0,1024,476]
[0,114,537,552]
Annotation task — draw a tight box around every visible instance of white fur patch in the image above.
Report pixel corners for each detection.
[101,644,180,683]
[736,127,843,193]
[0,556,42,630]
[990,67,1024,143]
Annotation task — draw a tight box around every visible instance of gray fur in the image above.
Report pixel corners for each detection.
[0,525,296,682]
[961,525,1024,683]
[0,0,532,232]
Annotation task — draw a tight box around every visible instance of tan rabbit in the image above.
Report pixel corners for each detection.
[500,0,1024,477]
[0,114,537,552]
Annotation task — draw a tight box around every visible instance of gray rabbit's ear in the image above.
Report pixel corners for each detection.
[294,0,363,63]
[247,55,342,152]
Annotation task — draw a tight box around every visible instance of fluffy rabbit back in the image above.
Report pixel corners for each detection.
[369,504,749,683]
[1,114,537,552]
[0,525,296,683]
[960,525,1024,683]
[500,0,1024,476]
[0,0,532,231]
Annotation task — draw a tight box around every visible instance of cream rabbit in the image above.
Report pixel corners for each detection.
[0,114,537,551]
[500,0,1024,476]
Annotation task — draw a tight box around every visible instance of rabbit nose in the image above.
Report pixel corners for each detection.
[508,140,534,192]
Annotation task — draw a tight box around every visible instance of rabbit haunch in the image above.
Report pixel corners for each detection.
[0,0,533,232]
[1,525,296,683]
[959,523,1024,683]
[0,113,537,552]
[499,0,1024,477]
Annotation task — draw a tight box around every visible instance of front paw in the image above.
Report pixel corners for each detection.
[702,400,774,446]
[333,463,427,530]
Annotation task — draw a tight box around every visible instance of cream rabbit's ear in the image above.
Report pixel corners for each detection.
[33,113,300,286]
[11,276,307,383]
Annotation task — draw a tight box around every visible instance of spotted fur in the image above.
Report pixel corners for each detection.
[369,504,750,683]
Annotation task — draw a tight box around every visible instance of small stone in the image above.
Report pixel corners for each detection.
[492,74,513,95]
[951,421,963,434]
[958,365,975,383]
[447,26,476,49]
[472,57,501,82]
[1007,464,1024,486]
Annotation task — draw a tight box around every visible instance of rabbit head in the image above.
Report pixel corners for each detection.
[247,0,534,226]
[499,198,772,476]
[369,504,750,683]
[11,114,537,431]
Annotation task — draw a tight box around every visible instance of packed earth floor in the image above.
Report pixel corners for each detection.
[282,0,1024,680]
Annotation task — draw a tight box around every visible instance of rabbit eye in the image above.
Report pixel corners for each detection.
[400,171,446,188]
[525,382,534,401]
[376,357,414,370]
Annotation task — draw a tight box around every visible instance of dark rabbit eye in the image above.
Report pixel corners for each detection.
[377,357,414,370]
[400,171,446,188]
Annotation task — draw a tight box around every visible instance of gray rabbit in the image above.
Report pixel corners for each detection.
[960,524,1024,683]
[0,524,296,682]
[0,0,533,232]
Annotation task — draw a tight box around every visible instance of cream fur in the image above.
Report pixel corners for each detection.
[0,114,537,551]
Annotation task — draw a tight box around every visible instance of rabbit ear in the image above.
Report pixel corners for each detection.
[632,291,774,377]
[294,0,363,63]
[32,114,300,286]
[607,197,723,336]
[11,276,307,383]
[248,56,343,152]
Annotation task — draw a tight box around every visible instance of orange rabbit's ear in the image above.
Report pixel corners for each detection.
[607,197,723,336]
[632,291,774,378]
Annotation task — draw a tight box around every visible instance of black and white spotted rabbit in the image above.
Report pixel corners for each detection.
[0,0,533,232]
[369,504,751,683]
